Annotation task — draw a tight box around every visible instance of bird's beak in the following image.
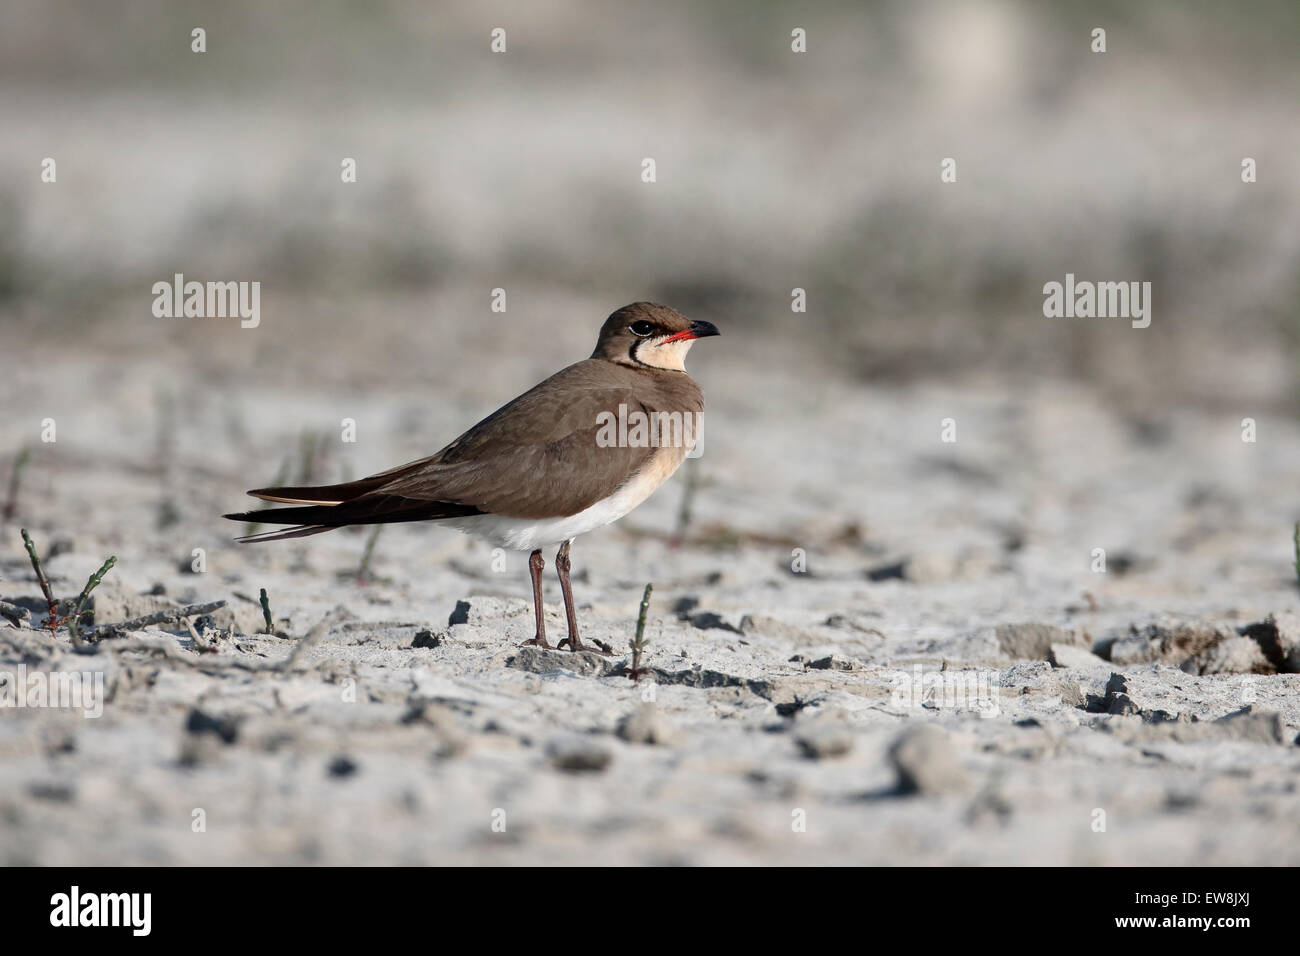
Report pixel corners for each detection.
[661,319,721,344]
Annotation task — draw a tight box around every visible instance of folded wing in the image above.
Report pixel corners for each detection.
[225,361,662,538]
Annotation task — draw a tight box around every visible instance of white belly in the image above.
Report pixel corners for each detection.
[440,450,687,551]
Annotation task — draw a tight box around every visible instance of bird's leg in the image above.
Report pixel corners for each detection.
[520,548,552,649]
[555,540,607,654]
[554,540,582,651]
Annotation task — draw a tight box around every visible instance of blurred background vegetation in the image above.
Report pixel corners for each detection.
[2,0,1298,409]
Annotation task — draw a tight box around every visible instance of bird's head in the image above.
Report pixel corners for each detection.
[592,302,720,372]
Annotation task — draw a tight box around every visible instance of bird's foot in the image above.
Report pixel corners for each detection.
[558,636,613,655]
[521,635,553,650]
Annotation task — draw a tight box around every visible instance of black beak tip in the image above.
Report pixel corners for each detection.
[691,319,721,338]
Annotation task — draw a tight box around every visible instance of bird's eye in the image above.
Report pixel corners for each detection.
[629,320,654,337]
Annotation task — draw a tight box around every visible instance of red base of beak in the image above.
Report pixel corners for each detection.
[660,330,699,344]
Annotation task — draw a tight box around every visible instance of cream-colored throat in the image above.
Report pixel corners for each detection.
[635,338,694,371]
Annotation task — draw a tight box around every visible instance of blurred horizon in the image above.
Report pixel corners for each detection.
[3,0,1299,410]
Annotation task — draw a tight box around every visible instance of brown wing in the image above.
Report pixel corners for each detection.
[374,361,661,519]
[228,359,701,537]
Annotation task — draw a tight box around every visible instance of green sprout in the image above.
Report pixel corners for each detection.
[630,583,653,682]
[259,587,274,634]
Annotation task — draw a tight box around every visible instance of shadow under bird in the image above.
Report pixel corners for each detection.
[225,302,719,653]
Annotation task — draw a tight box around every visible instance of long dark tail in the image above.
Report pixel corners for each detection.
[224,522,337,543]
[224,481,482,543]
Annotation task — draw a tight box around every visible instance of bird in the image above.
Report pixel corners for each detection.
[224,302,719,654]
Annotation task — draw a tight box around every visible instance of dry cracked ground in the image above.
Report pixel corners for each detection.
[2,334,1300,865]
